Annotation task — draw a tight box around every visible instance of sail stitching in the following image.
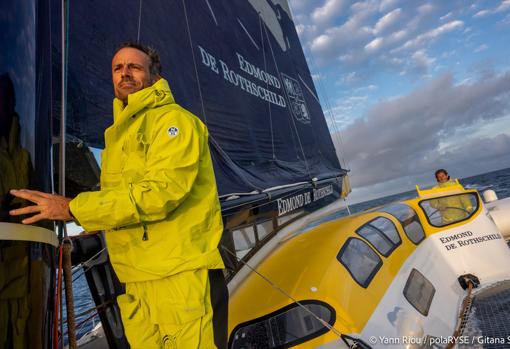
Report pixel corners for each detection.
[262,21,313,180]
[258,13,276,160]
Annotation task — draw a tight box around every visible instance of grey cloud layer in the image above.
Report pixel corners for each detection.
[334,72,510,187]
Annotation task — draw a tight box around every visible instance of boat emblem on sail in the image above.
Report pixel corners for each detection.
[167,126,179,137]
[281,73,310,124]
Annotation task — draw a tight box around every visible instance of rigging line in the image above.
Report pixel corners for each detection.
[60,300,114,323]
[59,4,77,346]
[59,0,69,202]
[258,13,276,159]
[303,46,341,145]
[182,0,208,125]
[71,247,107,275]
[295,72,331,168]
[136,0,143,42]
[307,52,350,170]
[262,22,312,180]
[221,246,344,339]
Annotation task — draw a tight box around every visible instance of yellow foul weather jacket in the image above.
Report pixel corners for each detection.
[430,180,473,224]
[69,78,224,283]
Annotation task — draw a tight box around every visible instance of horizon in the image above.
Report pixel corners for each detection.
[347,165,510,205]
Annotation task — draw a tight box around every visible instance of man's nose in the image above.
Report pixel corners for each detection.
[121,66,131,76]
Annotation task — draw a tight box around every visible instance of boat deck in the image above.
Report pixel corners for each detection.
[459,280,510,349]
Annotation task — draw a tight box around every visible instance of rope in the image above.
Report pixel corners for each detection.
[446,281,474,349]
[222,245,344,339]
[54,244,63,349]
[63,237,77,348]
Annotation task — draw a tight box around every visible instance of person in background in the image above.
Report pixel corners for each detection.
[434,168,453,187]
[431,169,473,224]
[10,42,227,348]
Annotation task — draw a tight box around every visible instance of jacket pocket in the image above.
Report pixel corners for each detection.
[151,270,207,325]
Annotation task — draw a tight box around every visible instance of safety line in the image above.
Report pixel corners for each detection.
[222,246,344,339]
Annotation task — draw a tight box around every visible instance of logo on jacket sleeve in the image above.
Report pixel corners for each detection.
[167,126,179,137]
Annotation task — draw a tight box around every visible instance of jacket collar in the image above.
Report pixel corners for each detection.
[112,78,175,125]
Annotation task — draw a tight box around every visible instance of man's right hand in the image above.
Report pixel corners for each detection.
[9,189,73,224]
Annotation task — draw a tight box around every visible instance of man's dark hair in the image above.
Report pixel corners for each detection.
[435,169,449,178]
[115,42,162,76]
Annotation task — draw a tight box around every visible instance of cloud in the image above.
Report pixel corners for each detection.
[373,8,403,35]
[411,49,436,74]
[474,0,510,17]
[310,1,378,59]
[396,20,464,51]
[440,12,453,21]
[333,72,510,187]
[474,44,488,53]
[379,0,399,12]
[312,0,347,24]
[496,0,510,13]
[417,3,435,15]
[365,29,408,53]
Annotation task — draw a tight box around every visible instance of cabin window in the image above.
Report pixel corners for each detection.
[419,193,479,227]
[355,217,401,257]
[337,237,382,288]
[382,204,425,244]
[403,268,435,316]
[229,300,335,348]
[256,220,273,240]
[232,225,256,259]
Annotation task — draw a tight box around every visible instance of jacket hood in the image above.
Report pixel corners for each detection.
[113,78,175,125]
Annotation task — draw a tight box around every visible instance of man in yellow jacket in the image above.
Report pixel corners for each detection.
[430,169,473,224]
[10,43,225,348]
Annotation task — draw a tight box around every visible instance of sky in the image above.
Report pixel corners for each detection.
[287,0,510,203]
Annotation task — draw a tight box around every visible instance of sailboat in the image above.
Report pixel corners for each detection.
[2,0,510,348]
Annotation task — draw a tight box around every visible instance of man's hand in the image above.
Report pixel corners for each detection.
[9,189,73,224]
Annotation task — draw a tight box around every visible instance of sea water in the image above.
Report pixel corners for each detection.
[70,167,510,340]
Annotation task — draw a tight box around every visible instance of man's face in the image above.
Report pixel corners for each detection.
[436,172,449,183]
[112,47,157,103]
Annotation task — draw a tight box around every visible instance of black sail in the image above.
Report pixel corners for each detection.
[61,0,346,196]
